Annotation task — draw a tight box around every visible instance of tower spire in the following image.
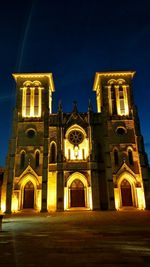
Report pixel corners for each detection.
[73,100,78,113]
[58,99,63,113]
[88,98,93,112]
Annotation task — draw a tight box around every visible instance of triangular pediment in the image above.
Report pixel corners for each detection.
[66,111,86,126]
[17,165,39,180]
[16,165,40,187]
[64,100,87,127]
[115,162,136,178]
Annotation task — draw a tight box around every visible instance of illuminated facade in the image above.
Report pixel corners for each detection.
[1,71,150,213]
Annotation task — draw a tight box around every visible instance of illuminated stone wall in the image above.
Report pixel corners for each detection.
[93,71,150,210]
[1,71,150,214]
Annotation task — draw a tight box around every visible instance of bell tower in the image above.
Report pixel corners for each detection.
[93,71,150,210]
[5,73,55,213]
[12,73,55,117]
[93,71,135,115]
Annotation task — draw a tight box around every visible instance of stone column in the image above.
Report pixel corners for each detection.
[91,170,100,210]
[5,167,15,214]
[5,108,18,214]
[56,108,64,211]
[104,143,115,210]
[41,111,49,212]
[57,171,64,211]
[41,158,48,212]
[105,168,115,210]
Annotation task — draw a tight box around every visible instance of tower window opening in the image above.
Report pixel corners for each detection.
[119,86,125,114]
[20,151,26,168]
[35,151,40,167]
[26,88,31,116]
[128,149,134,165]
[114,149,119,165]
[111,85,117,115]
[22,84,42,117]
[34,87,39,116]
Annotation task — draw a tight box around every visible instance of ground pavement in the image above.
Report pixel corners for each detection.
[0,209,150,267]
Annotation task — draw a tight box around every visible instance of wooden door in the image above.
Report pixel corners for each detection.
[23,181,34,208]
[70,179,85,207]
[121,179,133,206]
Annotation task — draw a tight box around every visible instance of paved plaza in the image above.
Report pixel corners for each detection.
[0,209,150,267]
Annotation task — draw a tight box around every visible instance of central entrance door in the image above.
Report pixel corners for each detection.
[23,181,34,208]
[70,179,85,207]
[121,179,133,206]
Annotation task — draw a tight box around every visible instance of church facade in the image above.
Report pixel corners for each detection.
[1,71,150,213]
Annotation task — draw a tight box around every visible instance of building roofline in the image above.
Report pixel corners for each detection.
[93,71,136,91]
[12,73,55,92]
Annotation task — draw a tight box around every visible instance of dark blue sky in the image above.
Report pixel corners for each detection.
[0,0,150,166]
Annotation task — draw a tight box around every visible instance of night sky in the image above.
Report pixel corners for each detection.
[0,0,150,166]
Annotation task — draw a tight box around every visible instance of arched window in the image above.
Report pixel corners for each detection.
[20,151,26,168]
[35,151,40,167]
[114,149,119,165]
[119,86,125,114]
[50,143,56,163]
[34,87,39,116]
[128,149,134,165]
[26,87,31,116]
[111,84,117,115]
[22,81,42,118]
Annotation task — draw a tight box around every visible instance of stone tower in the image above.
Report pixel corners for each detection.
[93,71,150,209]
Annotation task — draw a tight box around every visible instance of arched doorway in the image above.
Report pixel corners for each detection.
[70,179,85,207]
[121,179,133,206]
[23,181,34,208]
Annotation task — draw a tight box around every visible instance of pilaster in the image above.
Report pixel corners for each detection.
[57,171,64,211]
[41,111,49,212]
[5,108,18,213]
[91,170,100,210]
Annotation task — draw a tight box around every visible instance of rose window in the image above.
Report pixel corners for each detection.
[68,130,84,145]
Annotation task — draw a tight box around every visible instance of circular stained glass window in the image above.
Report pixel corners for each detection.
[68,130,84,145]
[26,129,36,138]
[116,127,126,135]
